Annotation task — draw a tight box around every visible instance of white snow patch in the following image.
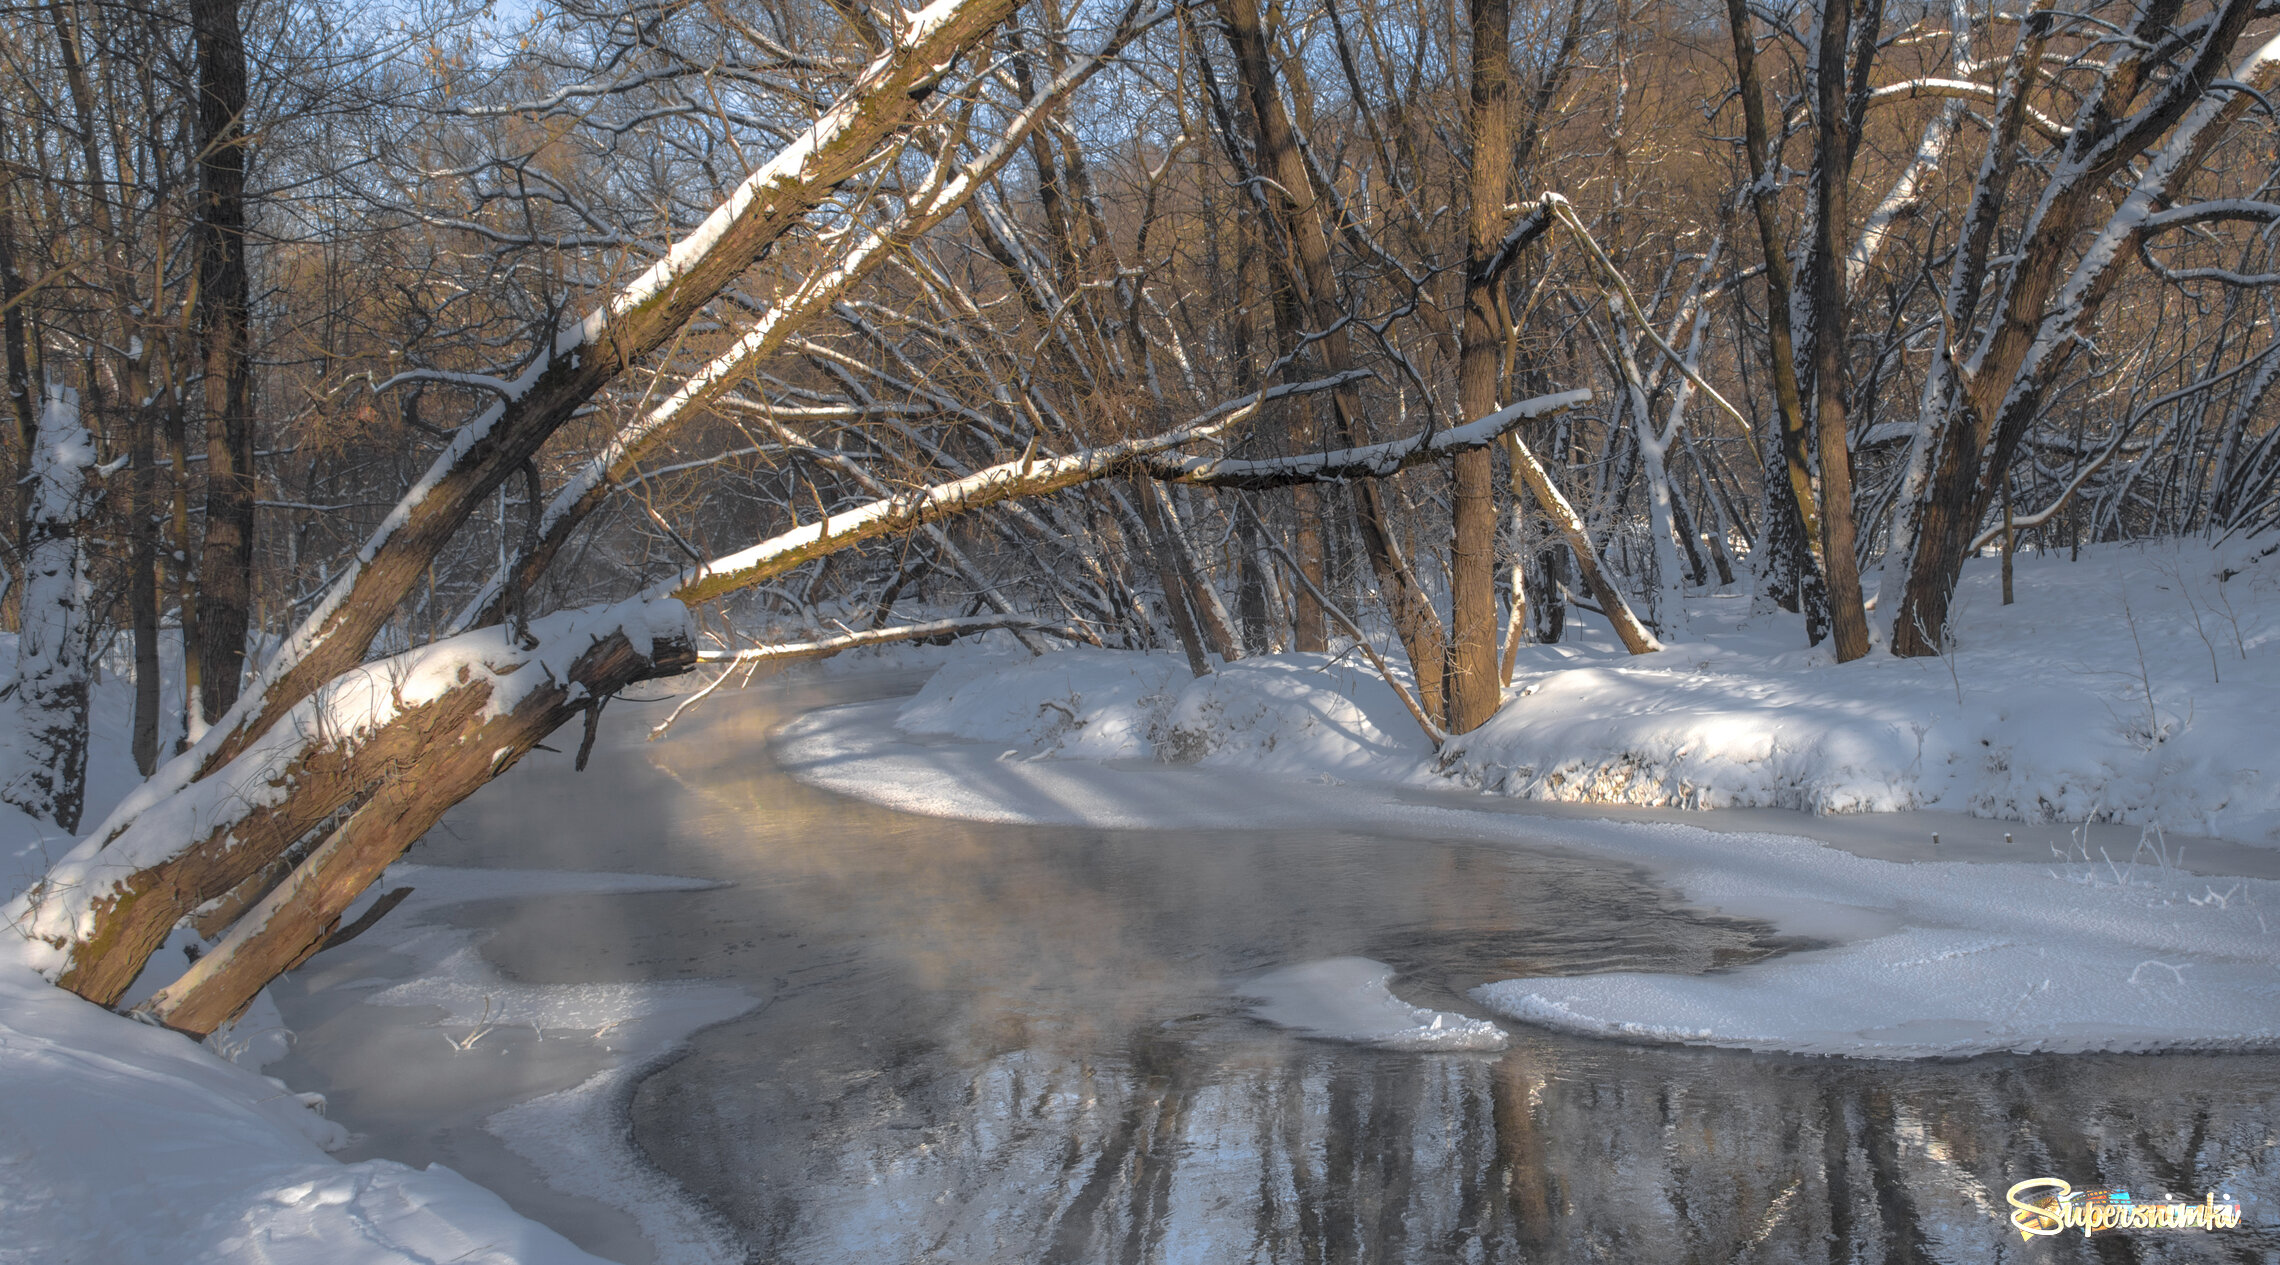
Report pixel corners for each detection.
[0,966,609,1265]
[1242,957,1508,1051]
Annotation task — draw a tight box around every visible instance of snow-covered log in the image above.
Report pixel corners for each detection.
[0,387,98,832]
[10,601,697,1014]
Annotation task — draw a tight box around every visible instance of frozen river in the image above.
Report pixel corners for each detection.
[272,669,2279,1263]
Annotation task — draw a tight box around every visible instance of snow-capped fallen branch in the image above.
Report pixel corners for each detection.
[1142,388,1590,488]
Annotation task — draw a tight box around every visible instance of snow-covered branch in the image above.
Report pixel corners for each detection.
[1144,389,1591,488]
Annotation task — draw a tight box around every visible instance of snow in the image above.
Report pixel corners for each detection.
[7,597,696,974]
[902,540,2280,842]
[779,539,2280,1060]
[1241,957,1509,1051]
[0,644,739,1265]
[0,962,611,1265]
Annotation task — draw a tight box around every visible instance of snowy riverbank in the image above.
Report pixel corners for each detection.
[3,538,2275,1261]
[771,541,2280,1059]
[902,539,2280,842]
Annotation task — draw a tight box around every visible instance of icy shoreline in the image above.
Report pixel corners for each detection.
[897,541,2280,844]
[778,625,2280,1059]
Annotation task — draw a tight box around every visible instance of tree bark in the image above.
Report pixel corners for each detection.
[1,388,95,832]
[141,623,696,1035]
[1807,0,1873,662]
[190,0,257,722]
[1449,0,1513,735]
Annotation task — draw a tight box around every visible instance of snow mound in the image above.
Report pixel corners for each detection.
[1243,957,1509,1051]
[892,541,2280,844]
[897,647,1426,777]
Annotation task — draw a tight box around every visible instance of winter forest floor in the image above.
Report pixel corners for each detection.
[4,539,2280,1261]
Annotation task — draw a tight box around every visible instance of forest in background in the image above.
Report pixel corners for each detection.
[4,0,2280,1031]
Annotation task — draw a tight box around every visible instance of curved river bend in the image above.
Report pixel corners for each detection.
[292,671,2280,1263]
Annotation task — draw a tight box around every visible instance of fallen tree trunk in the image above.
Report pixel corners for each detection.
[16,383,1591,1015]
[12,602,695,1010]
[138,609,696,1034]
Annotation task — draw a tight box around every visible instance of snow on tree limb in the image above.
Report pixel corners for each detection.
[660,370,1375,605]
[8,600,698,1008]
[1143,388,1591,488]
[179,0,1024,780]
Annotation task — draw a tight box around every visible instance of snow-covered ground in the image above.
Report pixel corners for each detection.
[778,541,2280,1060]
[0,635,749,1265]
[3,540,2275,1262]
[904,539,2280,843]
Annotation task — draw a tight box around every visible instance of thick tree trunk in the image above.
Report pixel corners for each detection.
[140,621,696,1035]
[1448,0,1513,735]
[190,0,257,723]
[1,388,95,833]
[1807,0,1874,662]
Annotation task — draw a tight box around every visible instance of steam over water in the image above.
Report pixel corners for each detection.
[329,672,2280,1262]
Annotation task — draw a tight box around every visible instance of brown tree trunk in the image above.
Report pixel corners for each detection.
[0,188,37,546]
[191,0,256,723]
[1448,0,1513,735]
[142,627,696,1035]
[1724,0,1832,637]
[1215,0,1447,711]
[124,348,163,775]
[1807,0,1872,662]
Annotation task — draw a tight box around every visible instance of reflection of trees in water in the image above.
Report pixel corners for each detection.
[632,693,2277,1262]
[647,1022,2280,1263]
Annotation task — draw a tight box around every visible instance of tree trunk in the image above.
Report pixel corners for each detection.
[1,388,95,833]
[1215,0,1448,709]
[1724,0,1832,638]
[1448,0,1513,735]
[141,621,696,1035]
[190,0,257,723]
[0,187,37,546]
[1806,0,1874,662]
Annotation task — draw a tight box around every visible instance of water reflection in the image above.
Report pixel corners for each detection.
[591,676,2279,1264]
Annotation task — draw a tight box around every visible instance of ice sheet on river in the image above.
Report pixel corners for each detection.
[1242,956,1509,1051]
[781,701,2280,1060]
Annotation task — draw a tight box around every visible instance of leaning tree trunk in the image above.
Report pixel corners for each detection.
[1,387,96,833]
